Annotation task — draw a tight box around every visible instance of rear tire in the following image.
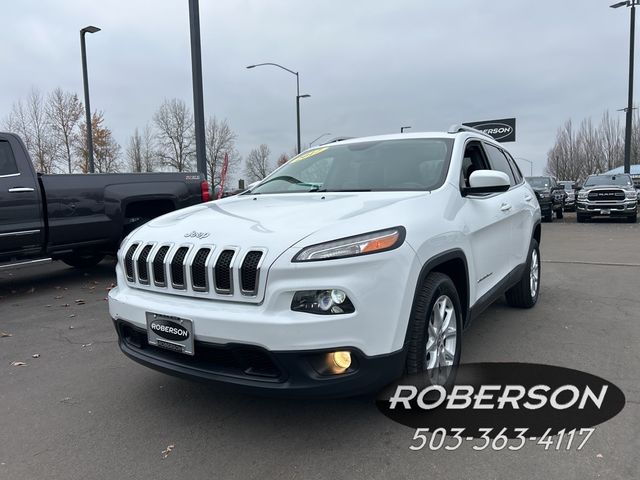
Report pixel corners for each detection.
[556,208,563,219]
[544,210,553,222]
[406,273,462,385]
[61,253,105,268]
[505,239,540,309]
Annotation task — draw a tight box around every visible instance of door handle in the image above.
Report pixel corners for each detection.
[524,194,533,202]
[501,203,512,211]
[8,187,35,193]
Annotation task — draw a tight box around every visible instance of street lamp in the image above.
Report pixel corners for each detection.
[246,63,310,154]
[400,126,412,133]
[309,133,331,147]
[611,0,639,174]
[80,25,100,173]
[515,157,533,176]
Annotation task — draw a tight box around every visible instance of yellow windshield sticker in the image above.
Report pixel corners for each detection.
[290,147,329,164]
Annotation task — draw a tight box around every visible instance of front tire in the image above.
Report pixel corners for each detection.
[627,214,637,223]
[544,210,553,222]
[556,207,563,219]
[505,239,540,309]
[577,213,589,223]
[406,273,462,384]
[61,253,105,268]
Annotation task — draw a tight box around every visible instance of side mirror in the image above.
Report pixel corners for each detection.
[462,170,510,197]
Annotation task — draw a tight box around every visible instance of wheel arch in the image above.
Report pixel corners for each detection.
[407,249,470,340]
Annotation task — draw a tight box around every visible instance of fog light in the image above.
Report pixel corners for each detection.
[330,289,346,304]
[332,351,352,370]
[317,291,333,311]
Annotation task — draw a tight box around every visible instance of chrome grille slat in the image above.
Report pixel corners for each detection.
[152,245,170,286]
[170,247,190,289]
[240,250,264,296]
[136,245,153,284]
[124,243,139,281]
[214,249,236,294]
[191,248,212,292]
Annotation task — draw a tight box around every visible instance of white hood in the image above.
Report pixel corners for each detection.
[138,192,424,252]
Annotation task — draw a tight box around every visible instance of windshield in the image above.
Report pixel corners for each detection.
[584,175,633,187]
[248,138,453,194]
[559,181,573,191]
[526,177,550,189]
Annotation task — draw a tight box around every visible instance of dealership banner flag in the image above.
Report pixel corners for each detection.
[463,118,516,143]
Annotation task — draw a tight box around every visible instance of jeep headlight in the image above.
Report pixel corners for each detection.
[293,227,405,262]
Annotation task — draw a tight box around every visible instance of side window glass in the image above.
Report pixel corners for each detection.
[504,151,523,184]
[460,142,489,188]
[0,141,19,176]
[484,143,515,186]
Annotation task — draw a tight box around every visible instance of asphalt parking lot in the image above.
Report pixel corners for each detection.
[1,213,639,480]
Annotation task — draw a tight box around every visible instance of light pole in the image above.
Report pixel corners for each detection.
[80,25,100,173]
[309,133,331,147]
[189,0,207,180]
[516,157,533,176]
[611,0,638,174]
[246,63,310,154]
[400,126,412,133]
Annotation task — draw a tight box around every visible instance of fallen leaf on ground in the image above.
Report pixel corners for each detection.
[68,314,76,318]
[81,343,93,348]
[54,295,63,299]
[61,303,70,307]
[10,361,27,367]
[596,454,603,458]
[32,354,40,358]
[1,331,11,338]
[75,299,85,305]
[161,445,175,459]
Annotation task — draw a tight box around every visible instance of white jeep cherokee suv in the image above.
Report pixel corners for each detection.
[109,126,541,396]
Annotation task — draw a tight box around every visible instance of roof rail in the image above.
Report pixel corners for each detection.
[324,136,354,144]
[447,124,494,140]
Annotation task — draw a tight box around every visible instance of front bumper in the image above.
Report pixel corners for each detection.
[108,242,421,395]
[114,319,405,397]
[576,200,637,216]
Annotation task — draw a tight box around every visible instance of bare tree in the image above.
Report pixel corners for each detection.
[47,88,83,173]
[205,117,241,190]
[141,125,156,172]
[153,98,194,171]
[245,144,272,182]
[600,111,623,172]
[127,128,144,172]
[277,152,289,167]
[76,111,121,173]
[4,89,58,173]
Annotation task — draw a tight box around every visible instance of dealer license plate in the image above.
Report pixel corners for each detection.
[600,209,611,215]
[146,312,194,356]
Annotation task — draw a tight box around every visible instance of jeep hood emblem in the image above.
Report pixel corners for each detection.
[184,231,210,239]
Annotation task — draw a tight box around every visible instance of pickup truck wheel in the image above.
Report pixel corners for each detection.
[406,272,462,385]
[505,239,540,309]
[556,207,563,219]
[544,210,553,222]
[627,214,637,223]
[577,213,589,223]
[61,253,105,268]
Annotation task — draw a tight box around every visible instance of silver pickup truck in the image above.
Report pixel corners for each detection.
[576,173,637,223]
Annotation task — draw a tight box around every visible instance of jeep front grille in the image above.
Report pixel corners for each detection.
[122,242,267,301]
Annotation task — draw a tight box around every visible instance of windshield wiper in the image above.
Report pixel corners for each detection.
[314,189,372,192]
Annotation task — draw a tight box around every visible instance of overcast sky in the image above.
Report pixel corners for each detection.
[0,0,635,177]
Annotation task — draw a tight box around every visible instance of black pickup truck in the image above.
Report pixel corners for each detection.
[0,132,209,268]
